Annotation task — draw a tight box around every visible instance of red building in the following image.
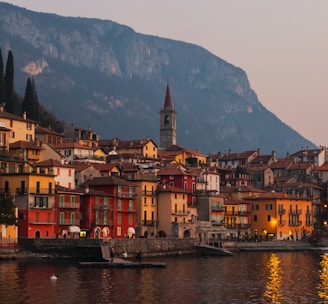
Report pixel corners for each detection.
[157,164,197,206]
[80,176,137,239]
[55,185,83,238]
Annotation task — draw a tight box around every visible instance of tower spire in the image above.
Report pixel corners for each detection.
[164,83,173,108]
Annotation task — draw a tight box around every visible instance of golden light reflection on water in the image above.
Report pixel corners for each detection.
[318,253,328,302]
[264,253,283,304]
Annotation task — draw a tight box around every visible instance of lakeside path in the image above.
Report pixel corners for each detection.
[224,240,328,252]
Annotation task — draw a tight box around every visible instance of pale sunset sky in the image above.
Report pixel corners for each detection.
[3,0,328,147]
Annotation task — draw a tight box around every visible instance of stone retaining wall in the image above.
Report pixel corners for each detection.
[18,238,199,259]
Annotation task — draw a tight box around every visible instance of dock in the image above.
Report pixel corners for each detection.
[79,258,167,269]
[196,244,233,256]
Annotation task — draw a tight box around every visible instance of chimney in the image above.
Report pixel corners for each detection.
[23,112,26,120]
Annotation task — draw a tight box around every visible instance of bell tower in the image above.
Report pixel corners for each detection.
[160,84,176,149]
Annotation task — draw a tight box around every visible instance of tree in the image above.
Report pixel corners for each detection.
[22,77,39,121]
[0,48,6,104]
[4,50,14,113]
[0,196,17,227]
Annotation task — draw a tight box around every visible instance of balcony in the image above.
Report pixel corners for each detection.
[278,209,286,215]
[224,211,238,216]
[93,205,113,211]
[289,220,302,226]
[117,191,137,199]
[211,207,224,212]
[29,217,55,224]
[142,220,158,227]
[238,223,251,229]
[171,210,188,216]
[142,190,156,196]
[26,188,55,195]
[58,202,80,209]
[58,219,80,225]
[239,211,251,216]
[289,209,302,215]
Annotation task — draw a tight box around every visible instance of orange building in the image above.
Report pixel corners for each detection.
[244,191,313,241]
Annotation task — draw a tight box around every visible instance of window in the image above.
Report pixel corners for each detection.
[129,200,133,211]
[36,181,40,194]
[129,214,132,225]
[117,227,121,236]
[71,196,75,203]
[60,195,64,207]
[117,214,121,225]
[266,204,273,210]
[71,213,75,225]
[60,212,64,224]
[9,131,14,138]
[26,122,32,130]
[252,204,259,211]
[68,169,71,176]
[253,215,258,222]
[57,168,60,175]
[117,200,122,211]
[26,134,32,141]
[267,214,271,222]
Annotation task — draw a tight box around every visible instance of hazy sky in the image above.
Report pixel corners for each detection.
[4,1,328,147]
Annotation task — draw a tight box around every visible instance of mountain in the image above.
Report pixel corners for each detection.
[0,2,316,156]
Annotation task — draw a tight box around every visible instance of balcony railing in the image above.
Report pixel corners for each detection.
[289,209,302,215]
[278,209,286,215]
[142,190,156,196]
[224,211,238,216]
[58,219,80,225]
[171,210,188,216]
[289,221,302,226]
[238,223,251,229]
[58,202,80,209]
[238,211,251,216]
[212,207,224,212]
[19,188,55,195]
[117,192,137,198]
[29,218,55,224]
[142,220,158,226]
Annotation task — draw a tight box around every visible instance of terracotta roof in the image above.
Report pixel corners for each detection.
[220,150,257,161]
[36,159,74,168]
[81,176,137,187]
[224,197,246,205]
[290,148,324,157]
[55,185,83,194]
[0,110,37,123]
[287,162,313,170]
[313,163,328,171]
[269,158,293,169]
[35,126,63,136]
[92,163,120,172]
[53,142,93,150]
[9,140,43,150]
[243,191,311,200]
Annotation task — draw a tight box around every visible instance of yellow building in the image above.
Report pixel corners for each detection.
[134,173,158,238]
[159,144,207,166]
[111,137,157,159]
[0,163,56,239]
[0,105,37,145]
[157,183,193,238]
[244,191,313,241]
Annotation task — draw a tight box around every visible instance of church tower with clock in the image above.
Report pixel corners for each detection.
[160,84,176,149]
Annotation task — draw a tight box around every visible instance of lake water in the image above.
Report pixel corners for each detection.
[0,251,327,304]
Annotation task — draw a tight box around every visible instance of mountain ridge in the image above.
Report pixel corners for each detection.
[0,2,316,156]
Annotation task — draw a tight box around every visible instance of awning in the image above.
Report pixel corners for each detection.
[127,227,135,234]
[68,226,81,233]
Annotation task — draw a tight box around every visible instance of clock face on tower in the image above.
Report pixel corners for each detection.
[164,115,170,126]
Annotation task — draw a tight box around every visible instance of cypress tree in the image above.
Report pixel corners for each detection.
[22,77,40,122]
[4,50,15,113]
[0,48,6,104]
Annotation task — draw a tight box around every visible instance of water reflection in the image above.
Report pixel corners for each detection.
[264,253,283,303]
[318,253,328,302]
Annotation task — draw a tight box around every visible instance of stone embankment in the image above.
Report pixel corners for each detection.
[1,239,327,260]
